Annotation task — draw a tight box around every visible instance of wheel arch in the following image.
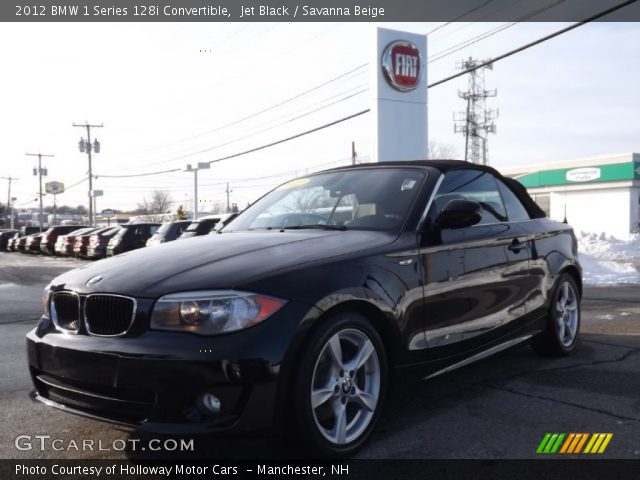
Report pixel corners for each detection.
[560,264,582,298]
[275,298,399,440]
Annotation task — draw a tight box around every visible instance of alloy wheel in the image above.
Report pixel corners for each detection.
[554,280,579,347]
[310,328,381,445]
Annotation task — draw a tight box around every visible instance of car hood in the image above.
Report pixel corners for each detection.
[52,229,398,298]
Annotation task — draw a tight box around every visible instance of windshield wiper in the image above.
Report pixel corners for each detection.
[281,224,348,231]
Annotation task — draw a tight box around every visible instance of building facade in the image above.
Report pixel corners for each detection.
[501,153,640,240]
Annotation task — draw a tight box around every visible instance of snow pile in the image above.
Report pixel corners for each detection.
[577,232,640,285]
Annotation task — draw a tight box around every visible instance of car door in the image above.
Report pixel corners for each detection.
[419,169,534,358]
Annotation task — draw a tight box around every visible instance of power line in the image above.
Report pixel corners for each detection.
[426,0,497,36]
[147,88,369,165]
[428,0,638,89]
[96,110,370,179]
[96,168,181,179]
[428,0,569,64]
[132,83,369,169]
[64,176,90,191]
[80,1,637,185]
[129,63,368,155]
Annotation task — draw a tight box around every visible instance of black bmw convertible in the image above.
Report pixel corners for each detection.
[27,160,582,456]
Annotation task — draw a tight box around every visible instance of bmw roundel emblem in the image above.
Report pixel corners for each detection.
[86,274,105,287]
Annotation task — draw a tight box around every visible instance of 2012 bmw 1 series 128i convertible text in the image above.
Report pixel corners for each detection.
[27,161,582,456]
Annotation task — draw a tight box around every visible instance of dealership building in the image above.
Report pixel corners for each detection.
[501,153,640,240]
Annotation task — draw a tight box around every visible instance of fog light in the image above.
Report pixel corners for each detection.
[198,392,221,414]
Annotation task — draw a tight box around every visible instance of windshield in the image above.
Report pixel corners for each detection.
[156,223,173,235]
[224,168,427,232]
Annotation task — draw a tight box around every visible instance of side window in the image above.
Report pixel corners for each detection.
[496,180,530,222]
[429,169,507,226]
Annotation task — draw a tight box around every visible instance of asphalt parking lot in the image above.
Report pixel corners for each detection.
[0,252,638,459]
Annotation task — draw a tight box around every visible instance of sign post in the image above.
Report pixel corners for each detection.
[45,182,65,226]
[102,208,115,226]
[372,28,428,162]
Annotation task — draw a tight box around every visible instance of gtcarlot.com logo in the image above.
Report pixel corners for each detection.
[536,433,613,454]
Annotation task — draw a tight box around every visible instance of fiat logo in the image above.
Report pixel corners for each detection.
[381,41,422,92]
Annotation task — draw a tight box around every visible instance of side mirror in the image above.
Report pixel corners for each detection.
[433,199,482,229]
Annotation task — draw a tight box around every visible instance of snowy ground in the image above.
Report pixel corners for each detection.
[578,232,640,285]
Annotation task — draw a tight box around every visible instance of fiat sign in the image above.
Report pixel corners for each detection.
[381,41,423,92]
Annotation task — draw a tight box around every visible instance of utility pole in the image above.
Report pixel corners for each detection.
[453,57,498,165]
[185,162,210,220]
[10,197,16,229]
[351,141,357,165]
[225,183,233,213]
[25,153,54,230]
[73,121,103,226]
[2,176,18,228]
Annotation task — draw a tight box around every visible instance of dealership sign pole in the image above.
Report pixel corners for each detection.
[45,181,65,226]
[372,28,428,162]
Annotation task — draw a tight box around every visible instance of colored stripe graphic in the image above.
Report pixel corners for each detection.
[538,433,613,454]
[537,434,552,454]
[584,433,614,454]
[536,433,565,454]
[574,433,588,453]
[559,433,575,454]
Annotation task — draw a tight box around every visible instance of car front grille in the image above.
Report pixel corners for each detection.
[50,292,136,336]
[85,294,136,336]
[51,292,81,332]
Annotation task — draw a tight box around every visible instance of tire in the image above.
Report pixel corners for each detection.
[292,312,387,457]
[531,273,581,356]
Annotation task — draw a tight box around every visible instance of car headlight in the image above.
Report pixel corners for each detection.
[150,290,286,336]
[42,284,52,318]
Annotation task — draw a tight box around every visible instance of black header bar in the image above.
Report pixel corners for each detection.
[3,0,640,22]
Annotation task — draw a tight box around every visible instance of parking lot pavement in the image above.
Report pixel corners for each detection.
[0,252,638,459]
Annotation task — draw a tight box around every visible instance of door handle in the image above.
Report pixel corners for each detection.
[508,238,526,253]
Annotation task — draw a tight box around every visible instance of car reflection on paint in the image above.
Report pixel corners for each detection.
[27,161,581,456]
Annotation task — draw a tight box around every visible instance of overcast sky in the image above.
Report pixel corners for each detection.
[0,21,638,214]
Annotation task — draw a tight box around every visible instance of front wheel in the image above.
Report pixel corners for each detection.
[292,313,387,457]
[531,273,581,356]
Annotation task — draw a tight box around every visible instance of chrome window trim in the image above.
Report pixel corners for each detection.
[417,173,444,230]
[84,293,138,337]
[50,291,81,335]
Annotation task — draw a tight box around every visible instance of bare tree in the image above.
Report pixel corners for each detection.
[287,189,330,213]
[428,141,460,160]
[137,190,172,214]
[136,190,173,222]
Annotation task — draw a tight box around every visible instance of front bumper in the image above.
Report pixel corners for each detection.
[26,300,319,435]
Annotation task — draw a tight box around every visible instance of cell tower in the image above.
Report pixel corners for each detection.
[453,57,498,165]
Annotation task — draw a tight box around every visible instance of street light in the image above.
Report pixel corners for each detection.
[185,162,210,220]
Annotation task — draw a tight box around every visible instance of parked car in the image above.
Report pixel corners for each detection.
[40,225,88,255]
[73,227,112,258]
[106,223,159,256]
[208,213,240,234]
[28,161,582,456]
[55,227,97,256]
[7,232,21,252]
[86,227,120,260]
[146,220,191,247]
[21,226,43,236]
[0,229,18,250]
[25,233,44,254]
[16,234,35,253]
[178,215,224,239]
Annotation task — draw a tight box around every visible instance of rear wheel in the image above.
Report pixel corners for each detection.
[531,273,581,356]
[292,312,387,457]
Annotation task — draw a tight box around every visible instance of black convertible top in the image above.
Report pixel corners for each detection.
[327,159,546,219]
